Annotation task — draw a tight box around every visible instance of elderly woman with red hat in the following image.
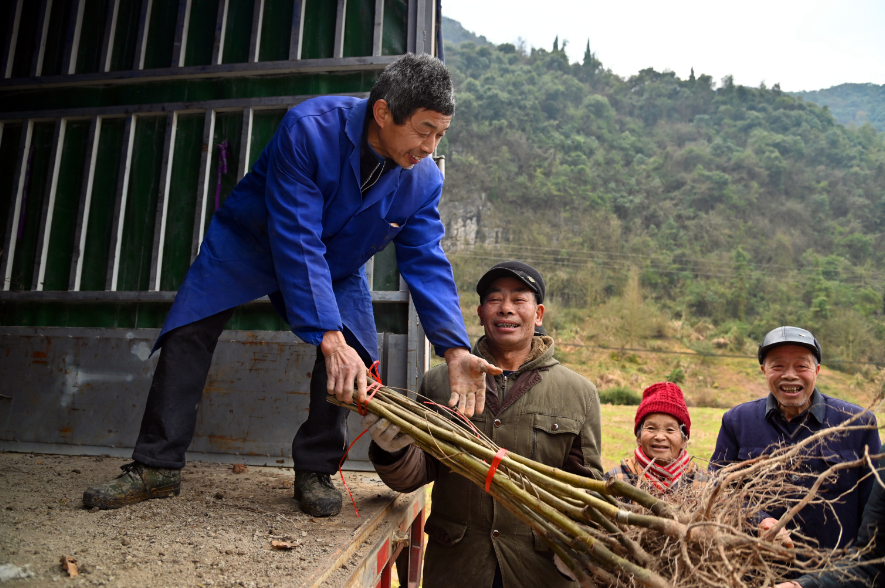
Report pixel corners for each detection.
[605,382,707,493]
[599,381,797,556]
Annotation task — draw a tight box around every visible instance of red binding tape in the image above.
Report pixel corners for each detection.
[484,448,508,493]
[357,381,382,416]
[338,429,370,517]
[357,360,384,416]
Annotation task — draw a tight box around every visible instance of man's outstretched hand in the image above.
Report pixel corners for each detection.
[321,331,367,405]
[444,348,503,417]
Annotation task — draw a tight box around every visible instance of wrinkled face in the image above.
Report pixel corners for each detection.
[761,344,819,412]
[637,413,686,463]
[477,277,544,353]
[373,102,451,169]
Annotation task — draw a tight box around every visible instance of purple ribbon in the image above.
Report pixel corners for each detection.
[17,147,35,240]
[215,140,229,211]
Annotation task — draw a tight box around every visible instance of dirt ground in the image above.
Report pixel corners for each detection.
[0,452,402,587]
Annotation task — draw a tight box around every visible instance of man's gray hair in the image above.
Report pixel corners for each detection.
[369,53,455,125]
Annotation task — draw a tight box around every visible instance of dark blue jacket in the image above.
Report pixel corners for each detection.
[711,390,880,549]
[797,465,885,587]
[155,96,470,360]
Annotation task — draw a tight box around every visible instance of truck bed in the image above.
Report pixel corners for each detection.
[0,452,424,588]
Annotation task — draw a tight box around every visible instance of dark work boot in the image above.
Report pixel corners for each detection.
[294,471,342,517]
[83,462,181,510]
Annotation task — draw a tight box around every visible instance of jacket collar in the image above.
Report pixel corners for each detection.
[764,388,825,423]
[345,97,367,147]
[473,335,558,375]
[345,98,403,214]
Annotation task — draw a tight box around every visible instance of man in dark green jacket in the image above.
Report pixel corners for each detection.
[365,261,603,588]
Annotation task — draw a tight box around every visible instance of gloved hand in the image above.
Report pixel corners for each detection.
[362,412,415,453]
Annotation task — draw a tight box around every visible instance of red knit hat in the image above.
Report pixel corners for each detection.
[634,382,691,438]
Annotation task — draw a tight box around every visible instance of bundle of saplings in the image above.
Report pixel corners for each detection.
[330,385,882,588]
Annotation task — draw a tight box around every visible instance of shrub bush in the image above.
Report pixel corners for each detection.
[666,367,686,384]
[598,386,642,405]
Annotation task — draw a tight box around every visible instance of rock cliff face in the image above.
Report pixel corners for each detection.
[439,190,508,252]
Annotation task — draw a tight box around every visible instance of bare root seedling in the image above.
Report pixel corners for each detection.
[330,385,885,587]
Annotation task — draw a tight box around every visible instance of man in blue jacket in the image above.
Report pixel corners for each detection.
[711,326,880,549]
[83,54,500,517]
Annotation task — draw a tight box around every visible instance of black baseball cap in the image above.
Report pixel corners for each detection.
[757,326,822,365]
[476,261,545,304]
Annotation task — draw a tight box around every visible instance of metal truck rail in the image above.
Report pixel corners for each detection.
[1,3,443,585]
[0,0,441,468]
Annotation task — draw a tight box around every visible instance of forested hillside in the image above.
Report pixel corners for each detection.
[791,83,885,133]
[435,34,885,374]
[440,16,493,48]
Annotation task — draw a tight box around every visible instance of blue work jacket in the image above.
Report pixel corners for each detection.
[711,390,880,549]
[156,96,470,361]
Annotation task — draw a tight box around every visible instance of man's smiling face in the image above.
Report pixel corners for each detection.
[370,101,451,169]
[477,277,544,354]
[761,344,820,419]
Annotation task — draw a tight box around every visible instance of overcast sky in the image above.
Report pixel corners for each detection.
[440,0,885,92]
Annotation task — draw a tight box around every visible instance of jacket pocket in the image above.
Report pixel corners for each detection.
[736,447,768,460]
[533,415,580,435]
[818,449,861,493]
[425,515,468,547]
[531,415,581,462]
[363,216,406,257]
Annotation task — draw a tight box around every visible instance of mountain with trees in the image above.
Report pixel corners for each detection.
[790,83,885,133]
[441,16,493,48]
[435,23,885,376]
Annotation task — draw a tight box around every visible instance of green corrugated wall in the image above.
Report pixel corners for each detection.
[0,0,423,334]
